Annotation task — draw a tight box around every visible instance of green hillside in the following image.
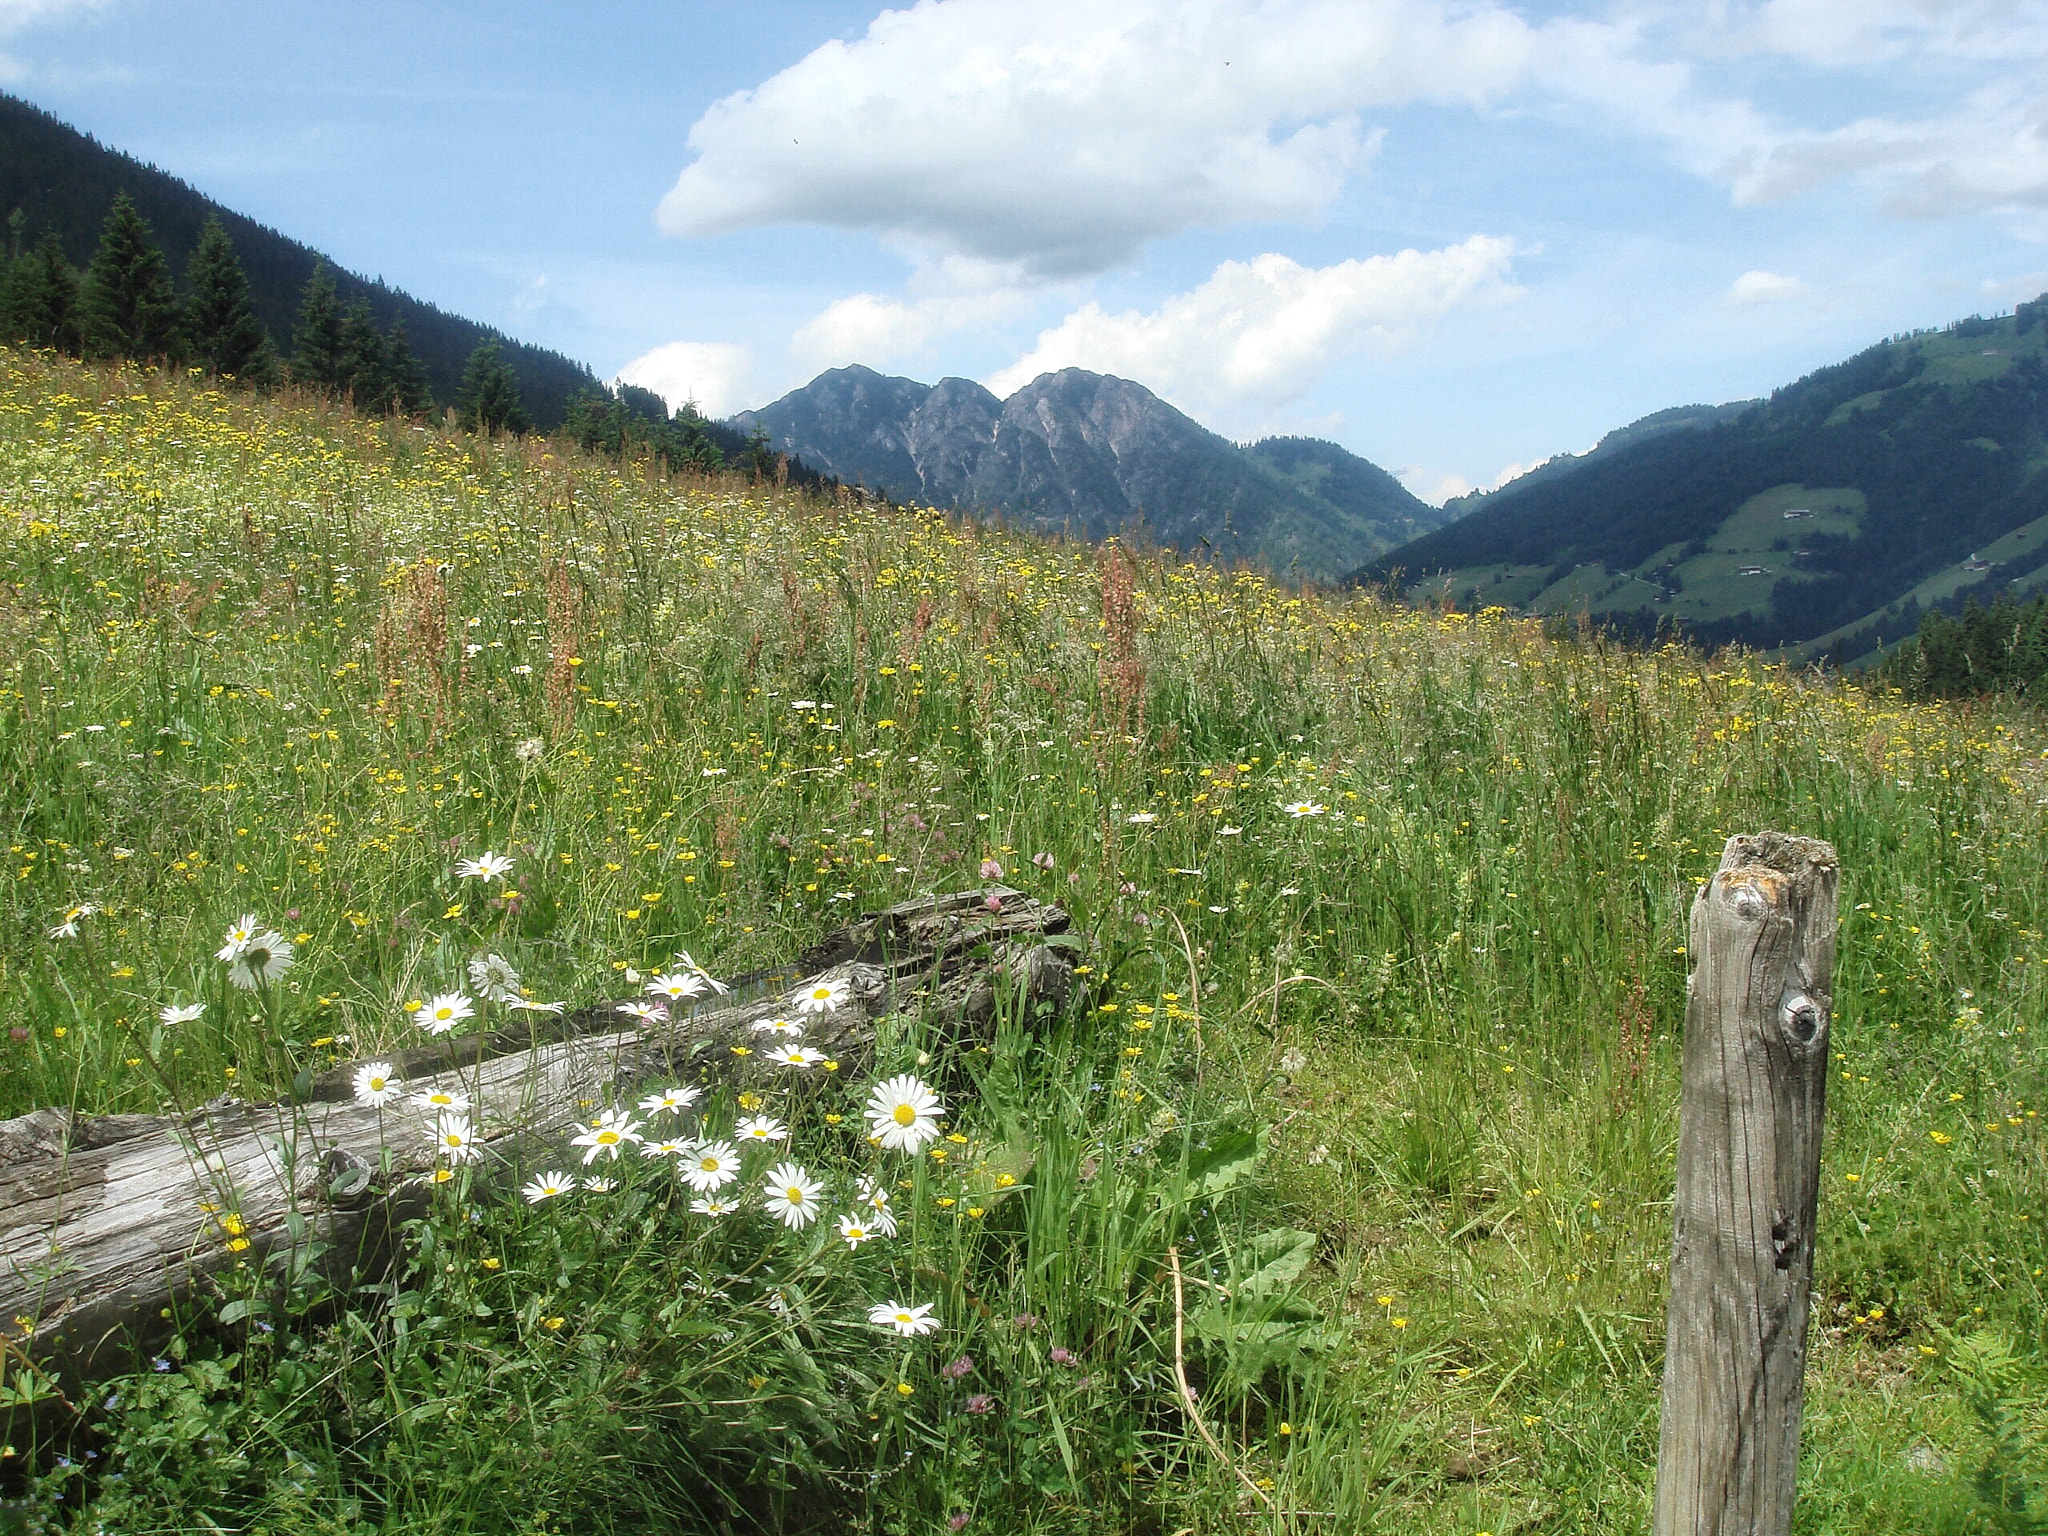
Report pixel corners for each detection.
[0,93,599,426]
[1358,304,2048,664]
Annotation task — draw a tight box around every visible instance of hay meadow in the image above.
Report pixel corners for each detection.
[0,351,2042,1534]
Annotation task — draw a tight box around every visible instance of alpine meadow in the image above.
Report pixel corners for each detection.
[0,349,2042,1534]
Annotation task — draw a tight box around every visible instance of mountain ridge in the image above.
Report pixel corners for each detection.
[734,364,1445,580]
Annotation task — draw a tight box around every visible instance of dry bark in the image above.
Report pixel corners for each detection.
[1654,833,1838,1536]
[0,888,1073,1383]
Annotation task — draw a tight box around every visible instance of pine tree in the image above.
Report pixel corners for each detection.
[455,340,529,435]
[80,192,182,362]
[0,231,82,352]
[183,215,277,385]
[339,299,391,414]
[385,318,433,416]
[290,263,348,393]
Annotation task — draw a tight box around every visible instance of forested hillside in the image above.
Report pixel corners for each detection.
[0,93,597,426]
[1358,305,2048,662]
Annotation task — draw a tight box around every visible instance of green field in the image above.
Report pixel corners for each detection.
[1,352,2043,1534]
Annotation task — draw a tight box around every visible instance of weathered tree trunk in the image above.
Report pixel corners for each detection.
[1654,833,1838,1536]
[0,889,1073,1384]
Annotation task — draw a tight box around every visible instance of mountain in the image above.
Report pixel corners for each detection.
[734,365,1446,579]
[0,93,597,427]
[1442,399,1761,512]
[1355,303,2048,664]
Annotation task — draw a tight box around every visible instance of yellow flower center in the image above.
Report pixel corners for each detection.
[700,1157,719,1171]
[784,1187,804,1203]
[597,1131,619,1145]
[893,1104,917,1125]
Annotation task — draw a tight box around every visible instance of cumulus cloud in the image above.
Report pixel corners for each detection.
[984,235,1520,422]
[656,0,1766,278]
[615,342,755,418]
[791,286,1032,372]
[1724,268,1808,305]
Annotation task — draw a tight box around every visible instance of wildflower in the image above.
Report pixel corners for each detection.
[690,1196,737,1216]
[797,976,849,1014]
[48,904,96,940]
[432,1115,481,1164]
[523,1170,574,1203]
[216,913,262,960]
[581,1176,617,1193]
[1126,811,1157,824]
[513,737,545,763]
[979,858,1004,880]
[1049,1346,1077,1367]
[646,971,708,1002]
[684,1140,741,1192]
[352,1061,402,1107]
[864,1074,944,1153]
[414,1086,471,1114]
[409,992,474,1036]
[770,1043,826,1069]
[762,1161,824,1229]
[1032,851,1055,871]
[940,1355,974,1381]
[964,1393,995,1414]
[671,948,729,995]
[1282,801,1326,818]
[159,1001,205,1027]
[856,1179,900,1234]
[751,1017,804,1037]
[506,998,566,1014]
[836,1213,884,1248]
[456,851,515,881]
[616,1000,670,1024]
[869,1299,940,1337]
[467,953,522,1003]
[226,932,293,990]
[1219,825,1243,836]
[735,1114,789,1145]
[641,1137,693,1159]
[637,1084,702,1116]
[569,1109,645,1164]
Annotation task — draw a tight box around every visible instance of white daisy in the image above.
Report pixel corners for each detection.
[523,1170,574,1203]
[646,971,708,1003]
[1126,811,1158,824]
[641,1137,693,1159]
[689,1196,737,1217]
[466,952,522,1003]
[414,1086,471,1114]
[769,1044,826,1070]
[581,1176,617,1193]
[431,1114,481,1164]
[836,1212,884,1249]
[750,1017,805,1037]
[226,932,293,990]
[863,1074,944,1153]
[734,1114,789,1146]
[216,913,262,961]
[683,1140,741,1192]
[761,1161,823,1229]
[352,1061,402,1107]
[616,1000,670,1024]
[796,977,849,1015]
[159,1001,206,1027]
[48,903,96,940]
[1282,800,1327,819]
[506,998,566,1014]
[868,1299,940,1337]
[671,949,729,995]
[455,851,515,881]
[413,992,474,1035]
[569,1109,644,1164]
[637,1084,702,1116]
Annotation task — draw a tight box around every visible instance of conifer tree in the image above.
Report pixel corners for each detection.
[5,208,23,266]
[455,340,529,435]
[339,299,391,413]
[183,215,277,385]
[0,231,82,353]
[290,262,348,393]
[80,192,182,362]
[385,318,433,416]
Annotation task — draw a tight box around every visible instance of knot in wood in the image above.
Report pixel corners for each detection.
[1779,993,1824,1047]
[1729,883,1766,920]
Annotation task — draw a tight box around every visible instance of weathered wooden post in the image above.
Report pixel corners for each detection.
[1655,832,1838,1536]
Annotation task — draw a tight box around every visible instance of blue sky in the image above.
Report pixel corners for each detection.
[7,0,2047,501]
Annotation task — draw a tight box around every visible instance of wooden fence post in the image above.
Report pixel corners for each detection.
[1655,832,1839,1536]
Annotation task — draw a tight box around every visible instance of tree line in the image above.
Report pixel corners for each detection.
[1,191,531,434]
[1883,594,2048,701]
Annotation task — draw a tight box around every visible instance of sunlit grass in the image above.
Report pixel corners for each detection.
[1,350,2042,1533]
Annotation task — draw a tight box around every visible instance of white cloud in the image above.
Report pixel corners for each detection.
[615,342,755,418]
[1406,457,1535,507]
[1724,268,1808,304]
[791,286,1031,372]
[656,0,1736,278]
[0,0,105,29]
[984,235,1520,424]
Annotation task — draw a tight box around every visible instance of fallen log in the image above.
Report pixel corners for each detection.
[0,888,1074,1386]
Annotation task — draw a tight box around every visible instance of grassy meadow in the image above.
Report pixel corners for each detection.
[0,350,2043,1534]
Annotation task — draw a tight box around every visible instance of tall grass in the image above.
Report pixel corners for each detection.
[0,352,2041,1532]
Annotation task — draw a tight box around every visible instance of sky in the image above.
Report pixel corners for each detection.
[6,0,2048,502]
